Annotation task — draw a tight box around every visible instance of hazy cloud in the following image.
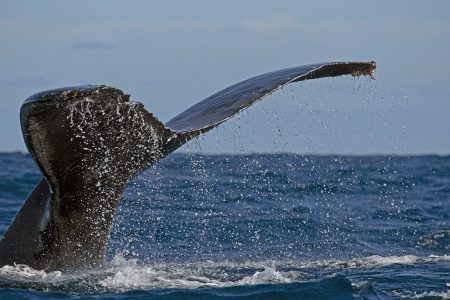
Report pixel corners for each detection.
[242,15,299,34]
[0,77,51,87]
[70,42,117,50]
[163,20,208,33]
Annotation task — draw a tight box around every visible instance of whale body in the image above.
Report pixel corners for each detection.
[0,62,376,271]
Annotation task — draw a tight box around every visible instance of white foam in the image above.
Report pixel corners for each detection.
[97,253,450,291]
[301,254,450,269]
[98,264,297,291]
[237,267,293,285]
[413,290,450,299]
[0,254,448,292]
[99,267,224,290]
[0,264,63,282]
[390,285,450,299]
[96,252,300,291]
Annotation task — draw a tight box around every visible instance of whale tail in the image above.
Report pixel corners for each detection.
[13,85,186,270]
[0,61,375,271]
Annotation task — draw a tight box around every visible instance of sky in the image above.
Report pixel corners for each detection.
[0,1,449,154]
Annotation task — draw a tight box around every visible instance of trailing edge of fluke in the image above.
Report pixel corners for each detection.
[0,61,376,271]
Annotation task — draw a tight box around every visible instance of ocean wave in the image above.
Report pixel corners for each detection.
[0,264,63,282]
[390,283,450,299]
[0,253,448,293]
[98,253,299,291]
[301,254,450,269]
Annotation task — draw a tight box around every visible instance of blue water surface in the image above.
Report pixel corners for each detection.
[0,153,449,299]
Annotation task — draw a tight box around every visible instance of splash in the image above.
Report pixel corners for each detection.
[0,264,63,282]
[301,254,450,269]
[390,283,450,299]
[1,254,447,293]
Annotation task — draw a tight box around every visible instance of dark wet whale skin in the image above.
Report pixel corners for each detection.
[0,62,375,271]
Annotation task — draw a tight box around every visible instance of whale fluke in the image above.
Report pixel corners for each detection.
[0,61,375,271]
[167,62,375,135]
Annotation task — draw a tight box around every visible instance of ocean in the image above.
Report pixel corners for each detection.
[0,152,448,299]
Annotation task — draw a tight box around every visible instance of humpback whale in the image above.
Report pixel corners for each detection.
[0,61,376,271]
